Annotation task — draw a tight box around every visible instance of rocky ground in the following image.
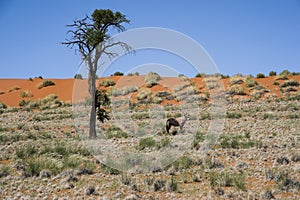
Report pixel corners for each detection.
[0,95,299,200]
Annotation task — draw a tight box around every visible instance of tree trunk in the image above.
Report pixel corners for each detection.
[89,67,97,139]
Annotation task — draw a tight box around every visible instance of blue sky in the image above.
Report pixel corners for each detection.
[0,0,299,78]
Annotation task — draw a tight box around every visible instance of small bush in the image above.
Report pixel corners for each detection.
[276,74,288,80]
[74,74,83,79]
[146,81,158,88]
[8,86,21,92]
[192,131,205,149]
[20,90,33,98]
[101,164,120,175]
[245,76,258,87]
[0,102,7,109]
[173,156,194,171]
[37,80,55,89]
[280,79,299,88]
[209,171,246,191]
[256,73,265,78]
[16,144,38,159]
[24,156,60,177]
[105,126,128,139]
[127,72,139,76]
[113,71,124,76]
[153,179,166,191]
[226,112,242,119]
[0,165,10,178]
[219,134,255,149]
[137,88,151,101]
[120,173,131,185]
[167,176,178,192]
[275,171,300,192]
[273,81,280,86]
[229,75,244,85]
[111,85,138,96]
[144,72,161,83]
[279,70,291,76]
[269,71,277,76]
[99,79,115,87]
[195,73,206,78]
[138,137,156,150]
[228,85,246,95]
[199,112,211,120]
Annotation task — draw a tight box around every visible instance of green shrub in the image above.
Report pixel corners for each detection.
[195,73,206,78]
[16,144,38,159]
[153,179,166,191]
[138,137,156,150]
[273,81,280,86]
[137,88,151,100]
[105,126,128,139]
[0,102,7,109]
[279,70,291,76]
[74,74,83,79]
[37,80,55,89]
[256,73,265,78]
[269,71,277,76]
[172,156,194,171]
[144,72,161,83]
[276,74,288,80]
[120,173,131,185]
[167,176,178,192]
[24,156,60,177]
[131,112,150,120]
[192,131,205,149]
[228,85,246,95]
[127,72,139,76]
[280,79,299,88]
[113,71,124,76]
[245,76,258,87]
[99,79,115,87]
[0,165,10,178]
[152,96,163,104]
[226,112,242,119]
[209,171,246,190]
[101,164,121,175]
[229,75,244,85]
[146,81,158,88]
[20,90,33,98]
[219,134,256,149]
[199,112,211,120]
[111,85,138,96]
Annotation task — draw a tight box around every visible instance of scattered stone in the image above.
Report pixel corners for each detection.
[215,188,224,196]
[85,185,95,196]
[276,157,290,165]
[39,170,51,178]
[291,154,300,162]
[192,174,201,182]
[75,168,92,175]
[131,184,140,192]
[125,194,140,200]
[261,189,275,199]
[61,182,74,190]
[151,166,162,173]
[236,162,249,169]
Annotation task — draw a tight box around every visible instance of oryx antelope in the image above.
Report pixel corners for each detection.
[166,113,190,134]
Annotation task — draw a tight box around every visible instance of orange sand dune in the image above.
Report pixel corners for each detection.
[0,78,75,106]
[0,75,299,107]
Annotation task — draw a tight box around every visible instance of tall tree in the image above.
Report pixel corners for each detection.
[63,9,131,138]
